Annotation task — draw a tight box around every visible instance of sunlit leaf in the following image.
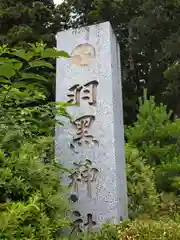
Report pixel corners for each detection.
[13,62,23,71]
[57,50,70,58]
[0,64,15,78]
[0,57,20,64]
[41,48,70,58]
[20,73,48,81]
[0,79,10,83]
[10,50,34,61]
[29,60,54,69]
[11,82,28,89]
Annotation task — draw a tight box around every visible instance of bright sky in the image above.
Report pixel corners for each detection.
[54,0,64,4]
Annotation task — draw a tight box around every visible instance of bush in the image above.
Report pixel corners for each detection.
[125,144,158,218]
[156,159,180,195]
[0,140,70,239]
[0,43,70,154]
[126,90,177,166]
[78,219,180,240]
[126,90,180,195]
[158,193,180,222]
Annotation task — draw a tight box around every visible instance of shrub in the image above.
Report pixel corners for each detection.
[0,140,70,239]
[125,144,158,218]
[0,43,70,154]
[126,90,180,195]
[156,159,180,195]
[78,219,180,240]
[126,89,177,166]
[118,219,180,240]
[158,193,180,222]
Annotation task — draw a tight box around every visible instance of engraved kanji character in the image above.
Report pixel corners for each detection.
[84,213,96,232]
[71,115,98,145]
[70,212,96,235]
[81,167,99,198]
[67,84,82,105]
[68,160,99,198]
[82,80,99,106]
[68,170,82,194]
[70,211,83,235]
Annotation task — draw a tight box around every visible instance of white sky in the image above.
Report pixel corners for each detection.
[54,0,64,4]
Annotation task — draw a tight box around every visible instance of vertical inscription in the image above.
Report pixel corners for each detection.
[66,78,99,150]
[67,44,100,232]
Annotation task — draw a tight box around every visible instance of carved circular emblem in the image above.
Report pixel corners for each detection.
[71,43,96,67]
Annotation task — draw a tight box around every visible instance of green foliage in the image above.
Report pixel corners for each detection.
[156,160,180,195]
[126,90,180,195]
[0,100,70,153]
[163,61,180,113]
[126,89,175,165]
[0,42,69,101]
[125,144,158,218]
[76,218,180,240]
[0,0,71,47]
[0,43,71,153]
[158,193,180,222]
[0,42,73,239]
[0,140,70,239]
[0,0,71,104]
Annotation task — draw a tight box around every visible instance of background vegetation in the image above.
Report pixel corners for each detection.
[0,0,179,239]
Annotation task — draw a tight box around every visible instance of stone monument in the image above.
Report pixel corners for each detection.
[56,22,128,233]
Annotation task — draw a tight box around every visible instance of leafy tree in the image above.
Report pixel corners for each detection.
[0,0,71,47]
[129,0,180,116]
[163,61,180,116]
[0,0,72,104]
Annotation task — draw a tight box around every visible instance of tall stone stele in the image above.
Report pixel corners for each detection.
[56,22,128,233]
